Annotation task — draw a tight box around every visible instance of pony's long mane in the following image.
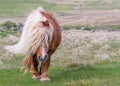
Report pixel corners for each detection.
[4,7,54,55]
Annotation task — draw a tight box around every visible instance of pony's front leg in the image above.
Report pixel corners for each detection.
[39,55,51,82]
[31,55,39,80]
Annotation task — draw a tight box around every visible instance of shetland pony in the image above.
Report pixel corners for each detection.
[4,7,61,82]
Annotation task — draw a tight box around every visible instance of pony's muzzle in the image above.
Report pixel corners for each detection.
[37,55,48,62]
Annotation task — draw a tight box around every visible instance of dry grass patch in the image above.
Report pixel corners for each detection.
[1,29,120,69]
[52,30,120,67]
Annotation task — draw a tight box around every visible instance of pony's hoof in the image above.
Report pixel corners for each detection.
[32,75,39,80]
[40,77,51,83]
[32,77,39,80]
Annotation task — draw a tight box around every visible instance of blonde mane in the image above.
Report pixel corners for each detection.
[4,7,54,55]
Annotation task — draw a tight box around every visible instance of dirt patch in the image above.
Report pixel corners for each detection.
[43,0,84,5]
[52,29,120,65]
[1,9,120,27]
[57,9,120,26]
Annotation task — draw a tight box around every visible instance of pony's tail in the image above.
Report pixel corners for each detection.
[4,42,24,54]
[22,55,33,71]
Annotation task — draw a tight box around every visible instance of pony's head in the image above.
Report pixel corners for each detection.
[31,15,53,62]
[36,40,49,62]
[34,20,49,62]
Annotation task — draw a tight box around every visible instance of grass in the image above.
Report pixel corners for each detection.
[1,0,120,18]
[1,0,120,17]
[0,0,74,18]
[63,25,120,31]
[80,0,120,10]
[0,63,120,86]
[0,29,18,37]
[1,24,120,37]
[1,29,120,86]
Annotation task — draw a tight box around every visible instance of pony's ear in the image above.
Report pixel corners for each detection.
[42,20,49,27]
[38,7,45,12]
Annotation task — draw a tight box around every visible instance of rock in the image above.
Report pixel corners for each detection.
[0,21,23,31]
[0,26,4,32]
[80,26,85,30]
[10,27,17,30]
[16,22,23,31]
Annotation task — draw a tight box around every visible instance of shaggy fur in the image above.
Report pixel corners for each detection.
[4,7,54,55]
[5,7,61,82]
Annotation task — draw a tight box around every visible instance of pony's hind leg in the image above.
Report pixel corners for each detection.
[31,54,39,80]
[39,55,51,82]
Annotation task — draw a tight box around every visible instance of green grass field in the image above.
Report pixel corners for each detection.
[0,0,74,17]
[0,63,120,86]
[1,0,120,17]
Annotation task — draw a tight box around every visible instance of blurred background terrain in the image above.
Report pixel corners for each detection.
[0,0,120,86]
